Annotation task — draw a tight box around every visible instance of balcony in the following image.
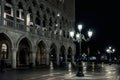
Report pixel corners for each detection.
[0,17,72,43]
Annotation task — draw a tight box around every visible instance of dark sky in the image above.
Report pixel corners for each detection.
[75,0,120,53]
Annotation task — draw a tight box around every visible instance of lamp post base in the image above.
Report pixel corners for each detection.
[76,62,84,77]
[76,71,84,77]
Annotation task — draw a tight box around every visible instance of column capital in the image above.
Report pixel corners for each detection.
[12,48,18,51]
[30,50,36,54]
[46,47,50,53]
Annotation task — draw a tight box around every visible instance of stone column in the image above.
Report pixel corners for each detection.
[24,10,28,31]
[31,50,36,67]
[56,49,60,66]
[46,48,50,65]
[65,52,68,65]
[0,0,1,16]
[56,53,60,66]
[72,48,76,64]
[1,0,5,26]
[72,55,75,63]
[19,9,22,19]
[46,15,49,30]
[33,13,37,33]
[11,8,13,16]
[33,12,36,28]
[12,48,17,69]
[13,0,17,28]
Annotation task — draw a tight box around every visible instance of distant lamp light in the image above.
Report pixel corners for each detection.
[76,33,80,40]
[106,46,115,64]
[106,49,110,53]
[70,31,74,38]
[88,29,93,38]
[78,24,83,31]
[57,13,60,17]
[112,49,115,52]
[106,46,115,54]
[51,55,53,57]
[109,46,112,49]
[55,24,58,27]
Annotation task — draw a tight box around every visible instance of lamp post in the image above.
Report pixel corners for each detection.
[106,46,115,64]
[70,24,93,77]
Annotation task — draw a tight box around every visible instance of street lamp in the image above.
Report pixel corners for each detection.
[70,24,93,77]
[106,46,115,64]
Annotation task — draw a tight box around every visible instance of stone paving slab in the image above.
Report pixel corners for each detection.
[0,64,120,80]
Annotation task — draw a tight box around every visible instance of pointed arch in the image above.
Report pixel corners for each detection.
[50,43,57,51]
[49,43,57,67]
[40,3,46,11]
[17,37,32,66]
[16,36,33,50]
[36,40,48,48]
[59,45,66,65]
[46,7,51,15]
[31,0,40,8]
[0,33,13,48]
[0,33,13,60]
[68,47,72,62]
[60,45,66,54]
[6,0,12,4]
[35,11,41,25]
[43,14,47,27]
[36,40,48,66]
[16,0,26,9]
[27,0,35,13]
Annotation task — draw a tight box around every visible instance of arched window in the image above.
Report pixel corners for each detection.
[49,17,52,27]
[1,43,8,59]
[43,14,46,27]
[40,4,44,11]
[5,0,12,15]
[2,43,7,52]
[32,1,37,7]
[46,8,50,14]
[35,11,40,25]
[52,11,55,17]
[17,2,24,23]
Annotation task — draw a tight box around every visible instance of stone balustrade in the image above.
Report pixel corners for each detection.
[0,17,72,42]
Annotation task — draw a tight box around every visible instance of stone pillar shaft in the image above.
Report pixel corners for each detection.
[1,0,5,26]
[46,48,50,65]
[31,51,36,67]
[12,48,17,69]
[13,1,17,28]
[57,53,60,65]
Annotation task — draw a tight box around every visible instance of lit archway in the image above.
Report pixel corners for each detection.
[0,33,12,67]
[36,41,46,66]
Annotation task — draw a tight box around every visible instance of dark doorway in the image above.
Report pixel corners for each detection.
[19,48,26,64]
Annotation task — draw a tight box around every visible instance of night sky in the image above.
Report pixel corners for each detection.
[75,0,120,54]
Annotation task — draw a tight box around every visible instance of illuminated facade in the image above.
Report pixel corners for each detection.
[0,0,75,69]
